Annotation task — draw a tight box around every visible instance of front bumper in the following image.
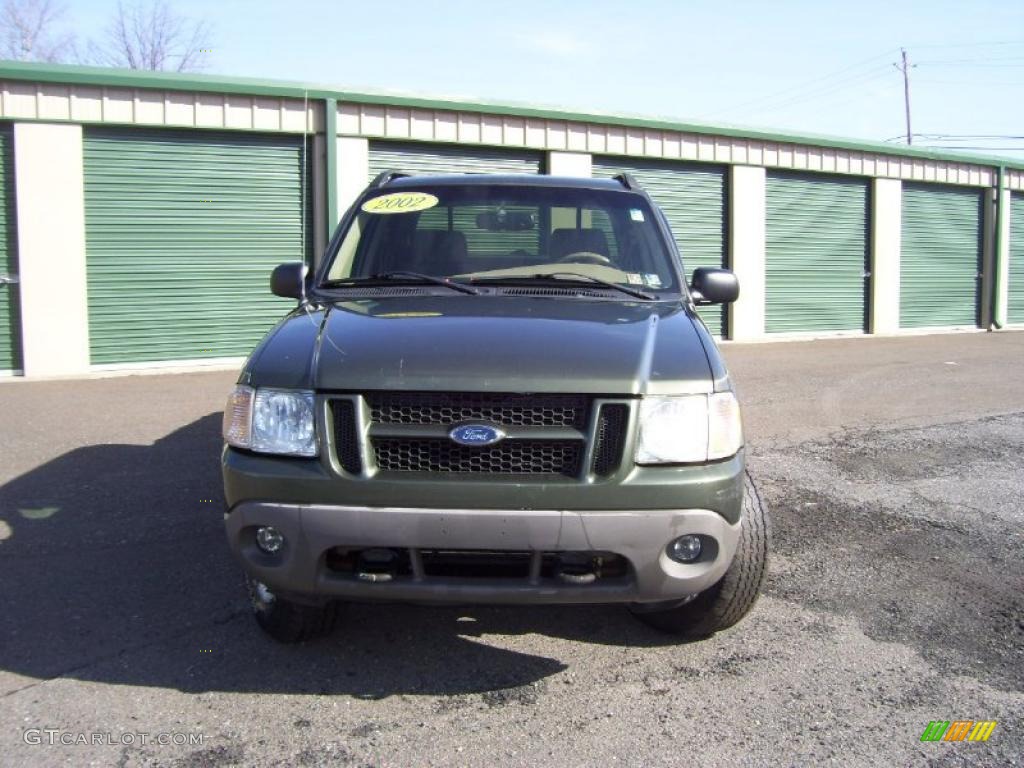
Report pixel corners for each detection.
[225,502,741,605]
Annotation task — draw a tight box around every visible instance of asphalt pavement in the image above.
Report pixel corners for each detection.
[0,331,1021,767]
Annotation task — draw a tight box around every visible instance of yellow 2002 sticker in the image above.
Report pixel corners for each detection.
[361,192,439,214]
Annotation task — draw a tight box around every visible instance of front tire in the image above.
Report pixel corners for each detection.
[245,574,339,643]
[631,470,770,638]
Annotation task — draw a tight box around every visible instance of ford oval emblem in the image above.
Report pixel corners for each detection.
[449,424,505,447]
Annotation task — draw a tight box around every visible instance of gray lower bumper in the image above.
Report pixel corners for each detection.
[225,502,741,604]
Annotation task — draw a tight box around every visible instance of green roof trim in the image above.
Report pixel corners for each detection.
[1,59,1021,172]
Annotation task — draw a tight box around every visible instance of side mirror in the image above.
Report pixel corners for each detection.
[270,262,309,300]
[690,267,739,305]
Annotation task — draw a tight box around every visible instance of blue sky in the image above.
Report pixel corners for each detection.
[69,0,1024,156]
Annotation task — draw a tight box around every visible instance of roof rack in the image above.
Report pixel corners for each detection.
[612,172,641,191]
[368,170,412,188]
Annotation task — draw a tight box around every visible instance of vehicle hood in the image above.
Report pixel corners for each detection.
[245,296,714,395]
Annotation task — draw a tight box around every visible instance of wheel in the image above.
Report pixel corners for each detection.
[245,574,339,643]
[631,470,770,638]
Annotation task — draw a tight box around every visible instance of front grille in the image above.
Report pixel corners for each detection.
[592,404,629,476]
[368,392,587,428]
[332,399,362,474]
[372,437,582,476]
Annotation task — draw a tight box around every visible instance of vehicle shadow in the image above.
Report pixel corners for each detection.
[0,413,680,698]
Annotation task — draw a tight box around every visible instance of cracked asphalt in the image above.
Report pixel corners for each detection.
[1,331,1022,767]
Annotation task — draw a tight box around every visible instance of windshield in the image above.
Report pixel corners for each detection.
[324,184,680,293]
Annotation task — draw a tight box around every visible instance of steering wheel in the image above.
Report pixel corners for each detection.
[555,251,613,266]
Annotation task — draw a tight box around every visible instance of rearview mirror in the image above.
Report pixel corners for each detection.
[690,267,739,305]
[270,262,309,300]
[475,210,537,231]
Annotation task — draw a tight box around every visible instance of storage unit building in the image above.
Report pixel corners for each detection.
[0,62,1020,377]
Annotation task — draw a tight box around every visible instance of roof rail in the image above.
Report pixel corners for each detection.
[368,170,412,188]
[612,172,640,191]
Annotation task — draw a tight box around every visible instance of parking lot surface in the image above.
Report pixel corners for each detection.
[1,331,1022,767]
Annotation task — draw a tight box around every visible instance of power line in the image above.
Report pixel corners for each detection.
[710,49,898,117]
[742,66,894,118]
[917,146,1024,151]
[905,39,1024,49]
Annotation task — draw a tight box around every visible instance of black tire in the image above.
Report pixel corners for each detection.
[245,574,339,643]
[632,470,770,638]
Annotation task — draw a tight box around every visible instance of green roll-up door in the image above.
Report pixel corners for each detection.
[0,125,20,372]
[765,172,868,333]
[84,128,311,364]
[592,158,726,336]
[900,184,982,329]
[1009,193,1024,325]
[367,141,542,179]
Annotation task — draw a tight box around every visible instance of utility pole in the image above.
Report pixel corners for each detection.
[894,48,914,145]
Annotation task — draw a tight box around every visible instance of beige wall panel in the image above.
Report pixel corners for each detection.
[434,111,458,141]
[606,126,625,154]
[224,95,253,128]
[566,122,587,151]
[195,92,224,127]
[164,92,194,125]
[252,97,282,130]
[360,105,385,135]
[525,118,546,147]
[14,123,89,376]
[642,130,661,157]
[410,109,433,139]
[697,137,714,161]
[102,88,133,122]
[5,81,37,117]
[625,128,644,155]
[662,133,681,159]
[456,113,482,143]
[502,116,525,146]
[134,90,164,124]
[385,107,410,138]
[680,134,698,160]
[338,102,360,133]
[38,84,70,119]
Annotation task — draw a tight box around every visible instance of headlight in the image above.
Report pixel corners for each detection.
[636,392,743,464]
[222,385,318,457]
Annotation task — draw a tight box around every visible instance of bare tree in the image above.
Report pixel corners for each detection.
[92,0,211,72]
[0,0,75,62]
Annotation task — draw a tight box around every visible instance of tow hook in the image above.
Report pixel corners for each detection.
[555,553,599,585]
[356,548,398,583]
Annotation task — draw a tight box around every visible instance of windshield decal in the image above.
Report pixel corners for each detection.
[362,192,440,214]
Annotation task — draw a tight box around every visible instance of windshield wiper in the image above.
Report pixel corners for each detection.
[470,272,656,301]
[320,271,479,295]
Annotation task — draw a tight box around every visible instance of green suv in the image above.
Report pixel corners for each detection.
[221,172,770,642]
